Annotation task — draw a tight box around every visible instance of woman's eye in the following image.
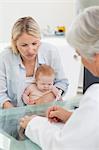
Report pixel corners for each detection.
[21,44,28,47]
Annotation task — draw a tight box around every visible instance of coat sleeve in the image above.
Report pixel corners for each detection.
[25,84,99,150]
[25,116,64,150]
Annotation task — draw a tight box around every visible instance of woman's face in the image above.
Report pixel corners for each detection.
[16,33,40,61]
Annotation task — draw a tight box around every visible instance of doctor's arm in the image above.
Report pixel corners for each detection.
[21,84,99,149]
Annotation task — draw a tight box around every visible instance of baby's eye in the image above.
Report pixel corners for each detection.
[49,83,52,86]
[32,42,37,45]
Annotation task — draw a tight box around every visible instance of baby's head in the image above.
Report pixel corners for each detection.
[35,64,55,92]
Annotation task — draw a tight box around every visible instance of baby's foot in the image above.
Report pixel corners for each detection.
[20,115,35,129]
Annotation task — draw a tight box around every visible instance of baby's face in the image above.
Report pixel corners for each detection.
[36,75,54,92]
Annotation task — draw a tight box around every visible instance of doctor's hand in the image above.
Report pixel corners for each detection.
[47,105,72,123]
[20,115,36,129]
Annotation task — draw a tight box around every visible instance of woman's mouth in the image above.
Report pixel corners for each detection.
[27,54,36,58]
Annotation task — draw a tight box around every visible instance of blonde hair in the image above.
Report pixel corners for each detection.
[35,64,55,81]
[11,16,41,53]
[67,6,99,59]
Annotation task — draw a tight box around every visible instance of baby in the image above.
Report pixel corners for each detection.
[22,64,62,105]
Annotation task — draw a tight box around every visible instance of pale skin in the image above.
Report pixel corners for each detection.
[22,76,61,105]
[3,33,56,108]
[32,91,56,105]
[20,51,99,128]
[20,106,72,129]
[28,85,61,105]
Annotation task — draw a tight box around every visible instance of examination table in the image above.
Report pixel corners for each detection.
[0,99,80,150]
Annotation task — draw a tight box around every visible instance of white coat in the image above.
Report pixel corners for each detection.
[25,84,99,150]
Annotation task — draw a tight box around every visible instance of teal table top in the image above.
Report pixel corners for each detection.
[0,98,80,150]
[0,129,41,150]
[0,101,65,150]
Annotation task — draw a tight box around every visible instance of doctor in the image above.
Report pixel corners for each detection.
[20,6,99,150]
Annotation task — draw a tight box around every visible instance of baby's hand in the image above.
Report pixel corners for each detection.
[51,86,62,101]
[22,93,30,104]
[51,86,59,97]
[27,99,37,105]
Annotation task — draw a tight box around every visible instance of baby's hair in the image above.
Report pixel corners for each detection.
[35,64,55,80]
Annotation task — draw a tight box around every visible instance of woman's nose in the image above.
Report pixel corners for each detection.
[28,44,34,49]
[28,45,36,53]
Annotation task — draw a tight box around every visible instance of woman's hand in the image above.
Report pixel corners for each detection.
[47,105,72,123]
[3,101,14,109]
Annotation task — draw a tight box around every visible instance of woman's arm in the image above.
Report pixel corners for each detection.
[39,43,69,94]
[0,50,16,108]
[50,44,69,93]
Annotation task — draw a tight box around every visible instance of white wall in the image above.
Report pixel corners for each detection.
[0,0,83,95]
[0,0,75,42]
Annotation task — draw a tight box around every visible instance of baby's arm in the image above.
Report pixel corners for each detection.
[51,86,62,101]
[22,85,34,104]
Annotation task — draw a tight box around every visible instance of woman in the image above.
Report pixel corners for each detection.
[20,6,99,150]
[0,17,68,109]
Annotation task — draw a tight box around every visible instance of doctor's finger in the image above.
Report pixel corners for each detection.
[46,105,59,118]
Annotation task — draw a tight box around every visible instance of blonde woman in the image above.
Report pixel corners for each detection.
[0,17,68,109]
